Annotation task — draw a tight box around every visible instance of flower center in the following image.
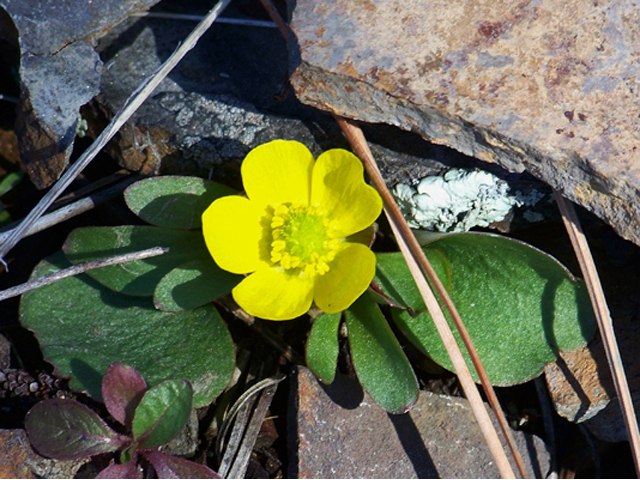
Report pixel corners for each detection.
[270,204,340,277]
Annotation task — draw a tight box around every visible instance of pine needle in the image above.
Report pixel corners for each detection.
[336,115,525,479]
[554,191,640,476]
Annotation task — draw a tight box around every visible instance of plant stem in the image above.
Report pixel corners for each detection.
[555,191,640,476]
[0,247,168,301]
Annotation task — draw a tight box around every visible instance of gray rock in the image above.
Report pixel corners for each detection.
[290,366,550,479]
[94,15,323,180]
[1,0,160,188]
[94,4,549,217]
[288,0,640,247]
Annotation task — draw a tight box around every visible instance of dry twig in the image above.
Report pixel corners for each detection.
[554,191,640,476]
[0,176,139,246]
[0,247,168,301]
[336,116,525,479]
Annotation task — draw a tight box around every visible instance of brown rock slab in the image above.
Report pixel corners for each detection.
[0,429,85,478]
[544,346,614,423]
[289,0,640,246]
[291,367,550,479]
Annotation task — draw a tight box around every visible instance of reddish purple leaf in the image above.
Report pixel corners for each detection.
[96,460,141,479]
[25,398,128,460]
[102,362,147,428]
[142,450,221,479]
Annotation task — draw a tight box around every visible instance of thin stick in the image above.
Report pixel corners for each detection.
[0,247,168,301]
[336,116,524,478]
[257,0,289,39]
[132,11,277,29]
[554,191,640,476]
[0,176,139,244]
[0,0,233,263]
[387,213,516,478]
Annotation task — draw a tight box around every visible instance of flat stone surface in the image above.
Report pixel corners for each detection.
[290,366,550,479]
[289,0,640,246]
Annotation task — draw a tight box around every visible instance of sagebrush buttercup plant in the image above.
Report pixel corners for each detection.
[202,140,382,320]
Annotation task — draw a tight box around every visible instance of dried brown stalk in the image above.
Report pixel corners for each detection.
[257,0,289,38]
[554,191,640,476]
[336,115,526,479]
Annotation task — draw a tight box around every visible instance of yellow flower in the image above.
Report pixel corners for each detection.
[202,140,383,320]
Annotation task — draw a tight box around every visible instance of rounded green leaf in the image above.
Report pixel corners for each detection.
[63,226,211,296]
[375,233,597,386]
[345,292,418,413]
[132,380,192,449]
[25,398,127,460]
[20,252,236,407]
[154,259,241,312]
[306,312,341,384]
[124,176,237,229]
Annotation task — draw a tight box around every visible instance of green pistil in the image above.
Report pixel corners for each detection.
[270,204,339,277]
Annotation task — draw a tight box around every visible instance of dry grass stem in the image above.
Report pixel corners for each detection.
[257,0,290,38]
[0,176,139,246]
[336,115,524,478]
[554,191,640,476]
[0,0,233,264]
[216,374,285,478]
[0,247,168,301]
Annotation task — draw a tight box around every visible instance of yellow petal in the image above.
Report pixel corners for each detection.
[311,149,382,237]
[201,196,269,274]
[233,267,314,320]
[314,243,376,314]
[242,140,314,207]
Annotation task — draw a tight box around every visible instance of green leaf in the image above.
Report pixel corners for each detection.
[154,260,241,312]
[132,380,192,449]
[20,252,236,408]
[375,233,597,386]
[63,226,211,296]
[0,208,11,227]
[25,398,127,460]
[345,292,418,413]
[0,170,24,197]
[124,176,236,230]
[306,312,341,384]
